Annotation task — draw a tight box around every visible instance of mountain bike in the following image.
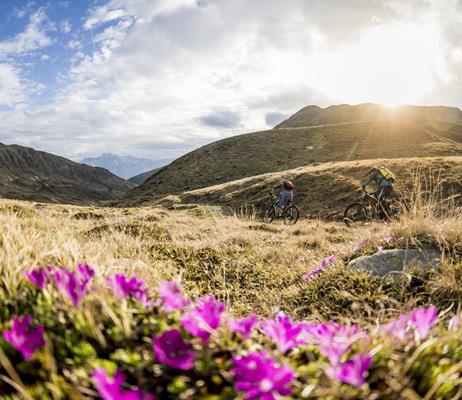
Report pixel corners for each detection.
[262,193,300,225]
[343,189,401,226]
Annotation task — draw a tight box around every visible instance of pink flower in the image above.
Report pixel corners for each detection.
[352,239,367,254]
[53,266,94,307]
[302,322,367,364]
[24,267,50,289]
[302,255,336,281]
[92,368,154,400]
[302,266,323,281]
[383,235,393,244]
[328,354,372,388]
[232,351,294,400]
[107,274,150,306]
[157,281,189,312]
[409,306,438,340]
[180,296,225,343]
[383,314,410,341]
[262,312,306,353]
[383,306,438,342]
[2,315,45,360]
[376,246,384,252]
[228,314,259,339]
[153,329,196,370]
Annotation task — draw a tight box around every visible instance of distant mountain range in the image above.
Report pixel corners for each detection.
[81,153,171,180]
[0,143,133,204]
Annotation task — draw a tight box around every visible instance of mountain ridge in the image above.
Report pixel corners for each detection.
[275,103,462,128]
[0,143,133,204]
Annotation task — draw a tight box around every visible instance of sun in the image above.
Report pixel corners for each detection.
[306,21,450,106]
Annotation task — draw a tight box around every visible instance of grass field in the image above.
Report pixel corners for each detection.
[0,188,461,398]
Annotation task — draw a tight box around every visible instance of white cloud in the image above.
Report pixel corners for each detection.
[0,64,25,107]
[2,0,462,161]
[0,9,53,58]
[61,20,72,34]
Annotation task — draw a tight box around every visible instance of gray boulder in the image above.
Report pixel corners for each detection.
[348,248,442,277]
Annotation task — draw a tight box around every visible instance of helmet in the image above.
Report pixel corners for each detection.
[283,180,294,190]
[368,167,378,175]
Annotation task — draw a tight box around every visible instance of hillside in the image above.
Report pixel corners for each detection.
[128,168,161,185]
[119,117,462,206]
[0,143,133,204]
[126,156,462,218]
[275,103,462,128]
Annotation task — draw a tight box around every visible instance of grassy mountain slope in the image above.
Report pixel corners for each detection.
[128,168,160,185]
[0,143,133,204]
[119,119,462,206]
[133,156,462,218]
[276,103,462,128]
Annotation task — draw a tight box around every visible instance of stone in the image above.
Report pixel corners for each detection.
[348,248,442,277]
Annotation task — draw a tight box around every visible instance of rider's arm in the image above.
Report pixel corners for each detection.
[362,173,375,189]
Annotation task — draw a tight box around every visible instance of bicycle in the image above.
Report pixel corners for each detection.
[261,193,300,225]
[343,189,401,226]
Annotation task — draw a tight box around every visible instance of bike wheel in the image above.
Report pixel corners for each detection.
[343,203,369,226]
[262,205,276,223]
[283,205,300,225]
[387,200,402,220]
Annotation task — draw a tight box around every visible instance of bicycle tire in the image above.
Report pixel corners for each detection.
[262,205,276,223]
[283,205,300,225]
[343,203,369,226]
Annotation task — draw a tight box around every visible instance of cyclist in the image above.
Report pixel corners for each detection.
[362,167,394,203]
[272,180,294,216]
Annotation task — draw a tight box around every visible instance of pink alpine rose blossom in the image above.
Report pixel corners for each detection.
[24,267,50,289]
[2,315,45,360]
[180,296,225,343]
[232,351,294,400]
[228,314,259,339]
[153,329,196,370]
[92,368,154,400]
[157,280,189,312]
[328,354,372,388]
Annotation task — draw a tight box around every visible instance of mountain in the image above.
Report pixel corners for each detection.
[0,143,133,204]
[81,153,170,179]
[118,103,462,207]
[128,168,162,185]
[275,103,462,128]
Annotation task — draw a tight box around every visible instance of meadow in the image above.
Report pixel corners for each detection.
[0,189,461,399]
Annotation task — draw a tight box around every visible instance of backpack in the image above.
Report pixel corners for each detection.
[378,166,396,183]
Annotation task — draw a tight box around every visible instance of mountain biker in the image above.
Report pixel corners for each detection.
[362,167,394,203]
[272,180,294,215]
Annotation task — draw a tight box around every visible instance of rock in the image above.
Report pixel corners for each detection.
[348,248,442,277]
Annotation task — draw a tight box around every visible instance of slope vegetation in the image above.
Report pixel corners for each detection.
[0,143,133,204]
[136,156,462,218]
[119,118,462,206]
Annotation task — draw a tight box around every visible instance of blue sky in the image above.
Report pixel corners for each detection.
[0,0,461,161]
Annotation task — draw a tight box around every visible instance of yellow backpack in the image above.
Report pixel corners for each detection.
[378,166,396,183]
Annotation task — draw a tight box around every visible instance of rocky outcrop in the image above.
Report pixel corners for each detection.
[348,248,442,277]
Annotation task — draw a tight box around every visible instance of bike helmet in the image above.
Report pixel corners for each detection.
[283,180,294,190]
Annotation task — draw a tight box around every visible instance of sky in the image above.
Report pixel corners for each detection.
[0,0,462,161]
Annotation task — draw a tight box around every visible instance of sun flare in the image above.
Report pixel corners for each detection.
[307,21,450,106]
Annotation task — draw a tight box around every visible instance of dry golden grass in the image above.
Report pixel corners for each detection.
[1,184,461,321]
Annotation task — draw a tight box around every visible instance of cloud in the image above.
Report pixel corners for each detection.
[200,110,242,128]
[0,9,53,58]
[0,64,25,106]
[1,0,462,161]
